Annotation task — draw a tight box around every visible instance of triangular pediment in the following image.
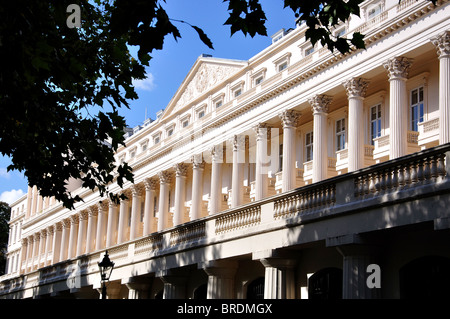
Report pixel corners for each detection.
[160,56,247,120]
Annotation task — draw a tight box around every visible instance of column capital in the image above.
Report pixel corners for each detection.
[61,218,72,229]
[40,228,48,237]
[191,156,205,170]
[210,144,224,163]
[279,110,300,128]
[88,206,98,217]
[383,56,413,80]
[431,30,450,59]
[309,94,332,114]
[343,77,370,98]
[143,177,158,191]
[79,210,89,221]
[54,222,63,232]
[174,163,188,177]
[131,184,144,197]
[253,122,272,140]
[70,214,79,225]
[231,134,246,151]
[158,170,173,184]
[97,200,109,212]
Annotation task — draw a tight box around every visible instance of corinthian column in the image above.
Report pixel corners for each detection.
[383,57,413,159]
[158,171,172,231]
[68,215,79,259]
[254,124,271,200]
[85,207,98,253]
[209,145,224,215]
[343,77,370,171]
[130,185,143,240]
[231,135,245,208]
[191,156,205,220]
[76,210,88,256]
[309,95,332,183]
[431,31,450,144]
[106,200,118,247]
[173,163,188,226]
[117,192,130,244]
[95,201,108,250]
[279,110,300,192]
[143,178,157,236]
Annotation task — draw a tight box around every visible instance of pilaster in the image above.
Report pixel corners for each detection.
[201,260,238,299]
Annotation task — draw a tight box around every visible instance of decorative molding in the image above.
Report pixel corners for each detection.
[158,170,173,184]
[279,110,300,128]
[309,95,333,114]
[191,155,206,170]
[144,177,158,191]
[174,63,242,112]
[343,77,370,98]
[431,30,450,58]
[174,163,188,177]
[383,56,414,80]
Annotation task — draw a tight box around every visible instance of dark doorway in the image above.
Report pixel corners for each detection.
[247,277,265,299]
[399,255,450,299]
[308,267,343,299]
[193,284,207,299]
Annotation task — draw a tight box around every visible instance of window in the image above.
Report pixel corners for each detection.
[305,46,315,57]
[410,87,424,131]
[370,104,382,145]
[273,52,291,73]
[278,62,288,72]
[336,118,346,151]
[215,100,223,108]
[167,128,173,137]
[305,132,313,162]
[252,67,267,87]
[182,120,189,128]
[367,3,383,19]
[154,136,160,145]
[198,110,205,118]
[141,140,149,152]
[130,149,136,158]
[255,76,264,86]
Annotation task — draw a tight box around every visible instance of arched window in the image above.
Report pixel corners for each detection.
[399,256,450,299]
[247,277,265,299]
[308,267,343,299]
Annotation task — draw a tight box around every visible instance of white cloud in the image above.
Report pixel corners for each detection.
[132,73,156,91]
[0,189,25,205]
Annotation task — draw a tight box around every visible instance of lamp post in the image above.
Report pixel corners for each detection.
[98,250,115,299]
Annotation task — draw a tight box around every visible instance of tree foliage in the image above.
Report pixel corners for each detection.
[0,0,436,209]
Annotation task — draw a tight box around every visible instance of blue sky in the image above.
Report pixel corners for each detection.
[0,0,296,205]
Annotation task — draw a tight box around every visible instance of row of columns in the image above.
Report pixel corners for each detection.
[19,31,449,276]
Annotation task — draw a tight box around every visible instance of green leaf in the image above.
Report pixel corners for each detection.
[191,25,214,50]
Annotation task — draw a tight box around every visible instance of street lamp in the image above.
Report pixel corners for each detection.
[98,250,115,299]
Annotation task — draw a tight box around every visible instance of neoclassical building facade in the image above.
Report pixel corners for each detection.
[1,0,450,299]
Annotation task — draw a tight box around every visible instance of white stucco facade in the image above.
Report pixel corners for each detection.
[1,0,450,299]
